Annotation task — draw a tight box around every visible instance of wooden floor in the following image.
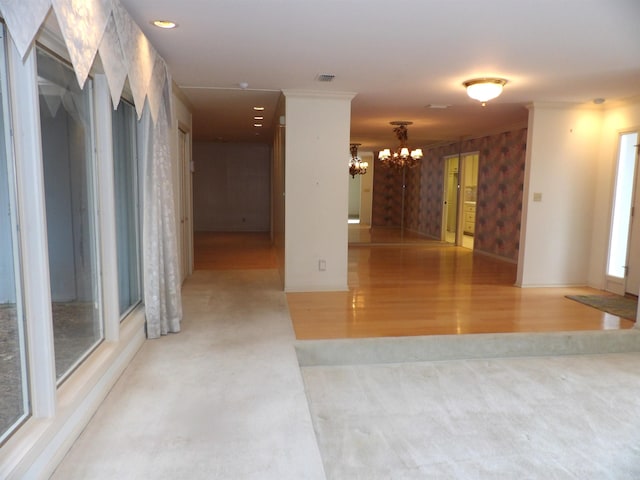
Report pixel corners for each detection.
[194,231,277,270]
[193,229,635,339]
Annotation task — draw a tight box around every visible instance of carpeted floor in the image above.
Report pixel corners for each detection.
[566,294,638,321]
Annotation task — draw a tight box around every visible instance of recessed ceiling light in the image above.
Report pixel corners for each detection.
[254,123,263,127]
[426,104,450,109]
[254,116,264,120]
[253,106,265,111]
[151,20,178,29]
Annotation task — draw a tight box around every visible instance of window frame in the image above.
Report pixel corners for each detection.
[35,43,105,385]
[112,95,143,320]
[0,22,31,445]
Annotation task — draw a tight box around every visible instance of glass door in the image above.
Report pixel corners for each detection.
[606,131,639,295]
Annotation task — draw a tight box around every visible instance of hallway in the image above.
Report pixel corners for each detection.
[51,233,640,479]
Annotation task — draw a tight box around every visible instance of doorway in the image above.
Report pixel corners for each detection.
[178,127,193,282]
[606,131,639,296]
[442,152,478,249]
[348,174,361,224]
[443,155,459,243]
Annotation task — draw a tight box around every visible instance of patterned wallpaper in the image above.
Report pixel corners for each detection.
[372,128,527,261]
[371,163,405,227]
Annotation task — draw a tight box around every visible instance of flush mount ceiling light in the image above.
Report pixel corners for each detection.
[151,20,178,29]
[463,78,507,105]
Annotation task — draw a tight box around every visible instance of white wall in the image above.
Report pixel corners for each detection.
[193,142,271,232]
[517,103,603,287]
[588,97,640,290]
[283,90,354,292]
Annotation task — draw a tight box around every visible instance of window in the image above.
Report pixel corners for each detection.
[112,99,142,317]
[0,25,29,443]
[37,47,102,381]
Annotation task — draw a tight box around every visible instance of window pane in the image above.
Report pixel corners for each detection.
[37,48,102,381]
[0,26,29,442]
[112,100,142,316]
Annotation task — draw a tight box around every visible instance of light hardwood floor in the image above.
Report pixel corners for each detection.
[194,229,635,340]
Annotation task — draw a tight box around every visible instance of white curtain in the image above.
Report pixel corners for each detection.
[0,0,183,338]
[140,104,182,338]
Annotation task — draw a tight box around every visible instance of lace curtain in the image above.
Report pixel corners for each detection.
[140,105,182,338]
[0,0,182,337]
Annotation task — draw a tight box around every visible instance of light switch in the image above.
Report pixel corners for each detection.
[533,192,542,202]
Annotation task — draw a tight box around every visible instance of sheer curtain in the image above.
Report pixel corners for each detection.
[140,103,182,338]
[0,0,183,338]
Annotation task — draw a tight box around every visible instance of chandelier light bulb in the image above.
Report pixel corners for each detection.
[378,149,391,160]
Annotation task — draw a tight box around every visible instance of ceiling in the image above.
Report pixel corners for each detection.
[119,0,640,151]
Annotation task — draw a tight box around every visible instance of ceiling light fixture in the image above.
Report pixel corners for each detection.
[151,20,177,29]
[378,121,423,169]
[348,143,368,178]
[463,78,507,105]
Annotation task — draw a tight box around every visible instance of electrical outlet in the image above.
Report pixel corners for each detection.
[318,259,326,271]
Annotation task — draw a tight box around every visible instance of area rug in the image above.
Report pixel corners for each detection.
[566,294,637,321]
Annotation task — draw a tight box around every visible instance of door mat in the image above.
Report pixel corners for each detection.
[566,294,637,321]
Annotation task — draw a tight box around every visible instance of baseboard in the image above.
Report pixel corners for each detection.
[472,248,518,264]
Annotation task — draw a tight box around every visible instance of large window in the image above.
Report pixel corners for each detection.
[37,47,102,381]
[112,99,142,317]
[0,25,29,443]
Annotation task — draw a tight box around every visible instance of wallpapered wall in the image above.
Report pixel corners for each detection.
[372,128,527,261]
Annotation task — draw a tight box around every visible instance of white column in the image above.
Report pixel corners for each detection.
[283,90,355,292]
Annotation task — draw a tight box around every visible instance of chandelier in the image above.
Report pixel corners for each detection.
[378,121,423,169]
[348,143,368,178]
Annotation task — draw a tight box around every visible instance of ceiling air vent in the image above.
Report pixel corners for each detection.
[317,74,335,82]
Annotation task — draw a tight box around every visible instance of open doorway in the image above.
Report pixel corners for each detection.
[178,127,193,282]
[443,155,459,243]
[606,131,639,297]
[348,174,361,224]
[348,150,373,227]
[442,152,478,249]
